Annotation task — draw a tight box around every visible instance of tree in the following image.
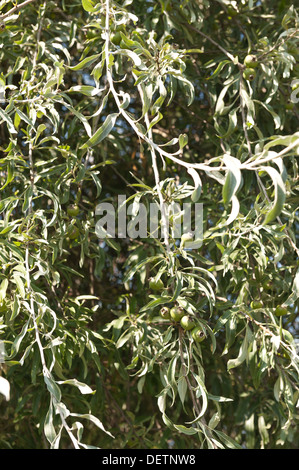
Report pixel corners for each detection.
[0,0,298,449]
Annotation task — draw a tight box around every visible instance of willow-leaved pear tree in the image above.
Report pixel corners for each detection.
[0,0,298,449]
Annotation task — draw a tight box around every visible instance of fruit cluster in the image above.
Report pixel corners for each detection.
[243,54,259,81]
[159,306,206,343]
[66,204,81,241]
[148,277,206,343]
[250,299,288,316]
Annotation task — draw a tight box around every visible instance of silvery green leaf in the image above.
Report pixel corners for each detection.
[67,85,105,96]
[222,154,242,206]
[56,379,94,395]
[0,108,17,134]
[81,113,119,149]
[227,326,252,371]
[44,402,56,445]
[260,166,286,225]
[70,413,114,438]
[187,167,202,202]
[69,53,101,71]
[115,49,142,66]
[0,376,10,401]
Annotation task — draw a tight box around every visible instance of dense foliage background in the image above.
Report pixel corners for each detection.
[0,0,298,449]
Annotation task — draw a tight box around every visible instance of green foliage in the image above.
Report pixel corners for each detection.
[0,0,298,449]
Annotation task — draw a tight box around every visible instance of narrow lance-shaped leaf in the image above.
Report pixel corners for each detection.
[44,375,62,403]
[0,108,17,134]
[177,376,188,407]
[82,0,97,12]
[44,401,57,445]
[68,53,101,71]
[148,111,163,131]
[91,173,102,198]
[8,320,30,359]
[15,107,36,130]
[81,113,119,149]
[263,132,299,152]
[260,166,286,225]
[0,376,10,401]
[0,278,8,300]
[53,97,92,137]
[225,195,240,226]
[13,273,25,298]
[56,379,94,395]
[70,413,114,438]
[188,167,202,202]
[284,269,299,307]
[186,372,208,424]
[227,325,252,371]
[222,155,242,206]
[254,100,281,129]
[173,424,199,435]
[67,85,105,96]
[116,49,142,67]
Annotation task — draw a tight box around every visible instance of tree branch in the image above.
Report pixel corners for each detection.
[0,0,37,20]
[184,23,236,63]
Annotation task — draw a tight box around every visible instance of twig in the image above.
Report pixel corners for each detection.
[184,23,236,63]
[138,83,171,253]
[246,139,299,168]
[110,165,138,193]
[241,310,298,360]
[102,4,228,176]
[0,0,37,20]
[257,28,299,62]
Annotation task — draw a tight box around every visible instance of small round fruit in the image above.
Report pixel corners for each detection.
[160,307,170,319]
[191,326,206,343]
[285,102,294,110]
[170,306,185,322]
[227,6,238,17]
[250,300,264,309]
[149,277,164,291]
[275,305,288,316]
[67,204,80,217]
[243,68,256,81]
[244,54,259,69]
[111,31,122,45]
[262,281,272,291]
[180,315,196,331]
[68,225,80,240]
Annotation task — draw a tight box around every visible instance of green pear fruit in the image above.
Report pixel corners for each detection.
[160,307,170,319]
[250,300,264,309]
[244,54,259,68]
[191,326,206,343]
[274,305,288,316]
[243,67,257,81]
[170,306,185,322]
[149,277,164,291]
[67,204,80,217]
[180,315,196,331]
